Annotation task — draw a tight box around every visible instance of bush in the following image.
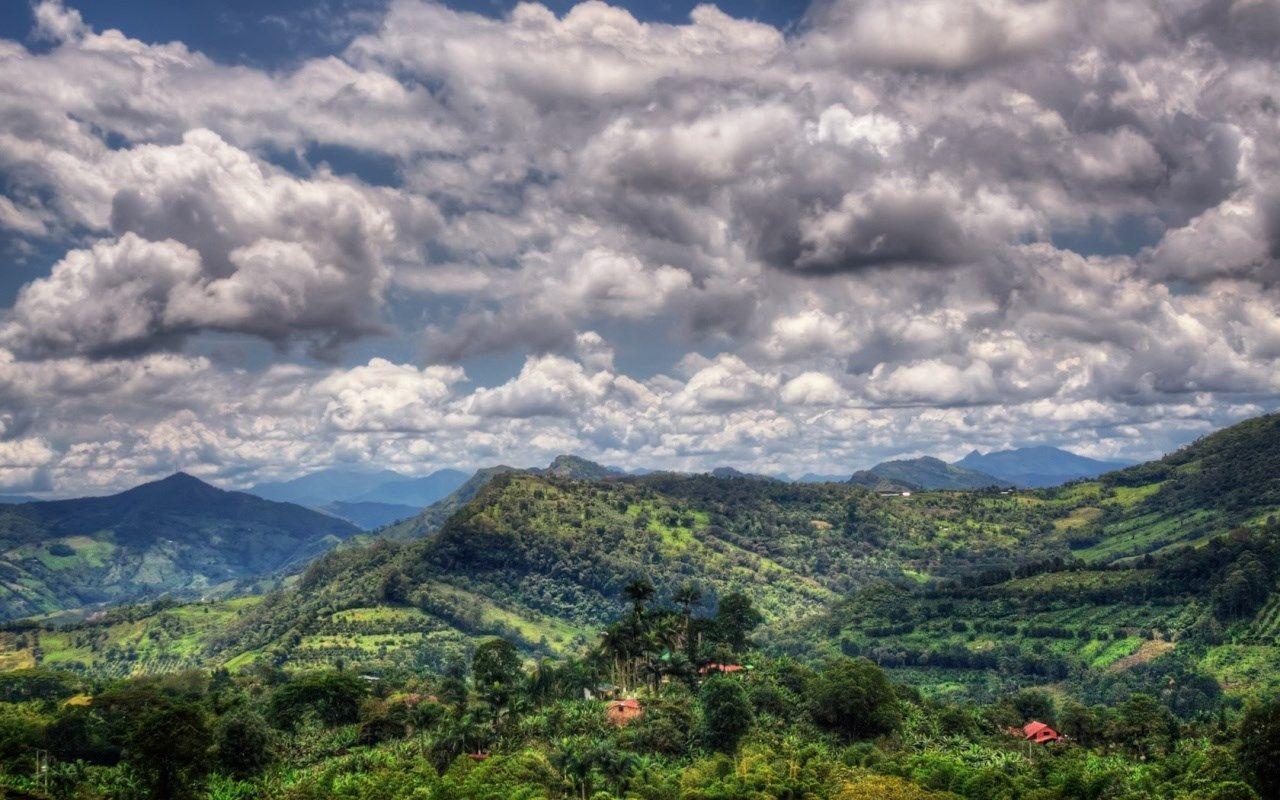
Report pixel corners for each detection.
[270,671,369,729]
[806,657,901,742]
[698,676,754,753]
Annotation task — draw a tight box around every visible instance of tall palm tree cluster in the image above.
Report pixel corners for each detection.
[595,579,761,694]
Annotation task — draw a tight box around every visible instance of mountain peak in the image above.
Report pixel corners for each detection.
[544,455,621,480]
[711,466,779,482]
[953,446,1129,488]
[848,456,1008,492]
[160,470,205,485]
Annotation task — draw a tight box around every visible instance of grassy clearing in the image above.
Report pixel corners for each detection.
[1053,506,1102,532]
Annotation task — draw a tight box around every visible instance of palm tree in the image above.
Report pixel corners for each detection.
[673,583,703,661]
[622,578,656,616]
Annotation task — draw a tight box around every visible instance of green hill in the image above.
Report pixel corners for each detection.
[5,413,1280,700]
[2,470,1074,676]
[786,414,1280,700]
[0,473,360,621]
[848,456,1010,491]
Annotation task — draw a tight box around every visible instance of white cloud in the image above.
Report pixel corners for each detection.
[780,371,844,405]
[0,0,1278,493]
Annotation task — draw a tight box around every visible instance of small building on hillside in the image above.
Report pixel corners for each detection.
[606,698,643,725]
[698,663,746,676]
[1021,721,1063,744]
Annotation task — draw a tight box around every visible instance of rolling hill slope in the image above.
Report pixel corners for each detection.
[5,413,1280,697]
[785,414,1280,699]
[0,473,360,621]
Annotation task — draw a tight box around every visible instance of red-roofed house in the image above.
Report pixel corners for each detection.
[698,663,745,675]
[1022,721,1063,744]
[606,698,643,725]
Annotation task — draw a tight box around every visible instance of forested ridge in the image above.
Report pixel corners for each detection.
[1,413,1280,798]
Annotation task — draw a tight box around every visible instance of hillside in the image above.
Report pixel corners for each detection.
[380,456,623,540]
[848,456,1009,491]
[5,470,1077,676]
[379,465,521,540]
[785,414,1280,700]
[543,455,624,480]
[5,414,1280,697]
[0,473,360,621]
[954,445,1129,488]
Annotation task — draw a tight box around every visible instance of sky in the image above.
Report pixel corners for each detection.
[1,0,1279,495]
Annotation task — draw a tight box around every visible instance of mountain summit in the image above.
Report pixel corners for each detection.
[0,473,360,621]
[954,445,1129,488]
[847,456,1009,492]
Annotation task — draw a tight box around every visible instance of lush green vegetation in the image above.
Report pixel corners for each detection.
[2,412,1280,798]
[0,474,359,621]
[0,591,1272,799]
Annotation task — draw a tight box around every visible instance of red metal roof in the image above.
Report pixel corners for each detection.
[1022,721,1062,742]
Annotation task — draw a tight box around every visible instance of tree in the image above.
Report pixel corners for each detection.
[806,657,901,741]
[1009,688,1056,726]
[215,709,274,778]
[1239,697,1280,797]
[699,675,754,753]
[713,592,763,654]
[269,671,368,729]
[472,637,523,711]
[674,583,705,662]
[380,569,412,605]
[1058,700,1106,747]
[1108,693,1176,760]
[124,699,212,799]
[623,578,656,615]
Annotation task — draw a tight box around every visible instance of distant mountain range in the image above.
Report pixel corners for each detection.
[248,467,470,528]
[319,501,422,530]
[710,466,780,481]
[953,446,1130,487]
[0,445,1136,622]
[848,456,1009,492]
[28,411,1268,689]
[845,446,1130,491]
[794,473,848,484]
[0,473,360,621]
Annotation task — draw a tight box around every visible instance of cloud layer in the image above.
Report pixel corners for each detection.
[0,0,1278,493]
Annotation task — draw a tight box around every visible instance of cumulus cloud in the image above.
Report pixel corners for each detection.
[0,0,1279,492]
[780,371,844,405]
[2,130,438,357]
[317,359,466,432]
[799,0,1069,72]
[31,0,87,43]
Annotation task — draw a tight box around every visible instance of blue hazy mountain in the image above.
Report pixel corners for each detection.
[848,457,1010,492]
[954,446,1130,488]
[249,467,469,510]
[320,500,422,530]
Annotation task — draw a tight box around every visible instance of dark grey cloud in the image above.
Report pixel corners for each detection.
[0,0,1278,494]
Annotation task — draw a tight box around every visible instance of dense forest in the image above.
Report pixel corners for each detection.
[1,414,1280,798]
[0,588,1277,799]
